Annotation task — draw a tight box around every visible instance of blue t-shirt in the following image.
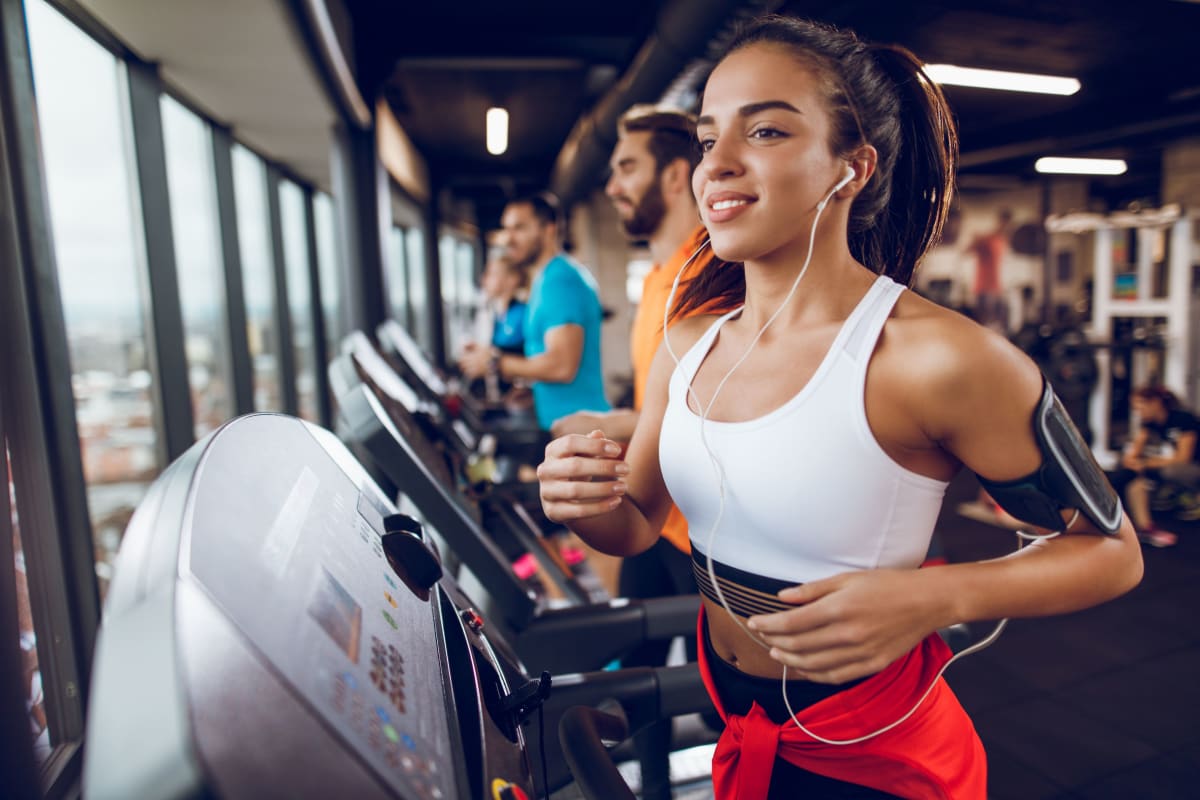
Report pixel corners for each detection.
[525,255,610,429]
[492,300,527,354]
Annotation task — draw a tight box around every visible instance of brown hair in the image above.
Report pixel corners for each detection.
[617,105,700,173]
[1133,385,1180,411]
[673,15,958,320]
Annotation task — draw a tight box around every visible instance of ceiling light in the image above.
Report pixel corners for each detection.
[486,107,508,155]
[924,64,1081,95]
[1035,157,1128,175]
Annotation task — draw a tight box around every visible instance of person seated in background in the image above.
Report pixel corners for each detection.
[459,192,610,431]
[1107,385,1200,547]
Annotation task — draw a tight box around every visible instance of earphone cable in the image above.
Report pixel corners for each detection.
[660,175,1082,744]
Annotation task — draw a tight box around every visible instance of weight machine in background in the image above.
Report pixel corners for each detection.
[1046,205,1198,466]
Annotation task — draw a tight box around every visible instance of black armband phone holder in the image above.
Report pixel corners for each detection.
[976,376,1122,535]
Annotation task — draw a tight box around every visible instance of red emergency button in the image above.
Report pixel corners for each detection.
[491,778,529,800]
[461,608,484,634]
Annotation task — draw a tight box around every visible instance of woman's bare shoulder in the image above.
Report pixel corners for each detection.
[888,292,1027,375]
[881,291,1043,433]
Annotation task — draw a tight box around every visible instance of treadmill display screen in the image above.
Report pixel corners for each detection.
[309,568,363,664]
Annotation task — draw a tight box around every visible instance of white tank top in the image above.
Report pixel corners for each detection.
[659,275,948,585]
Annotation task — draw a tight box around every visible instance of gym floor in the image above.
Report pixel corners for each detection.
[940,471,1200,799]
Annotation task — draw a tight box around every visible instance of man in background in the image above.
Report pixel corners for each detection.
[460,192,609,430]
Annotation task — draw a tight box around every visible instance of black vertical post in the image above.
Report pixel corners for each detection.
[304,188,333,427]
[0,425,39,800]
[424,194,446,366]
[0,0,98,747]
[1041,179,1054,325]
[350,126,388,334]
[126,59,195,458]
[266,165,299,416]
[211,126,255,415]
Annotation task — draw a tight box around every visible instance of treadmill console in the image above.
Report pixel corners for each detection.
[83,414,534,800]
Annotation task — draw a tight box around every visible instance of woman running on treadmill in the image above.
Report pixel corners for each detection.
[537,14,1143,799]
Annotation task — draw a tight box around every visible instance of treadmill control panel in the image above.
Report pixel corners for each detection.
[183,418,458,798]
[85,414,536,800]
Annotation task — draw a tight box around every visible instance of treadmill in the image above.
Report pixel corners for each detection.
[374,319,547,470]
[331,332,581,596]
[82,414,707,799]
[329,346,700,674]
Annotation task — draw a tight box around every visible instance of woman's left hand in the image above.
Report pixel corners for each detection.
[746,569,950,684]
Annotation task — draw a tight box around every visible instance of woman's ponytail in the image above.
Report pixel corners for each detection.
[858,44,957,285]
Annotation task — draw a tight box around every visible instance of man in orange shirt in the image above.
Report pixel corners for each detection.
[552,104,717,800]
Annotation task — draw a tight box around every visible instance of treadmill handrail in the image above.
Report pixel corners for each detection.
[558,707,636,800]
[377,319,448,397]
[483,495,589,605]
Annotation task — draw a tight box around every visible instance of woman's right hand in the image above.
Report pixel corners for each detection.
[537,430,630,522]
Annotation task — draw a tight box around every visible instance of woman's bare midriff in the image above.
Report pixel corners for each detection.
[702,595,795,679]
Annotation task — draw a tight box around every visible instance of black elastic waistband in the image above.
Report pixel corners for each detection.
[701,613,865,720]
[691,547,796,618]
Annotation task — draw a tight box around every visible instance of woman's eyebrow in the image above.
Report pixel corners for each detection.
[696,99,803,127]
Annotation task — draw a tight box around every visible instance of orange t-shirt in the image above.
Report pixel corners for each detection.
[630,225,715,552]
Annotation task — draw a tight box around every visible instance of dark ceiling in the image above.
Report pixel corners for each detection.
[345,0,1200,226]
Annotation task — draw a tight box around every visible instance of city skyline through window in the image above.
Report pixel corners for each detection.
[161,94,234,438]
[27,0,164,597]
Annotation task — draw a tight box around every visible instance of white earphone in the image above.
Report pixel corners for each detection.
[816,165,856,211]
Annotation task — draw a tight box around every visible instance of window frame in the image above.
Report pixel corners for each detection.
[302,186,333,428]
[127,57,196,461]
[266,164,300,416]
[5,1,374,793]
[0,0,101,790]
[210,125,256,416]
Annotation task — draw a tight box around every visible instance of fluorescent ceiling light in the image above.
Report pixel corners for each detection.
[486,107,508,155]
[1035,157,1128,175]
[924,64,1081,95]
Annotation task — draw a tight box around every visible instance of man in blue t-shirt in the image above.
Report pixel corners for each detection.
[459,193,610,430]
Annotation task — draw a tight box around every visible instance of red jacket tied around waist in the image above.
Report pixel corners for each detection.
[697,609,987,799]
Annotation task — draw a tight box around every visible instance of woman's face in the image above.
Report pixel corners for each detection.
[693,43,845,264]
[481,259,518,300]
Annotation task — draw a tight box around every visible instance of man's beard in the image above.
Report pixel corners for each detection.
[508,240,544,271]
[618,179,666,239]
